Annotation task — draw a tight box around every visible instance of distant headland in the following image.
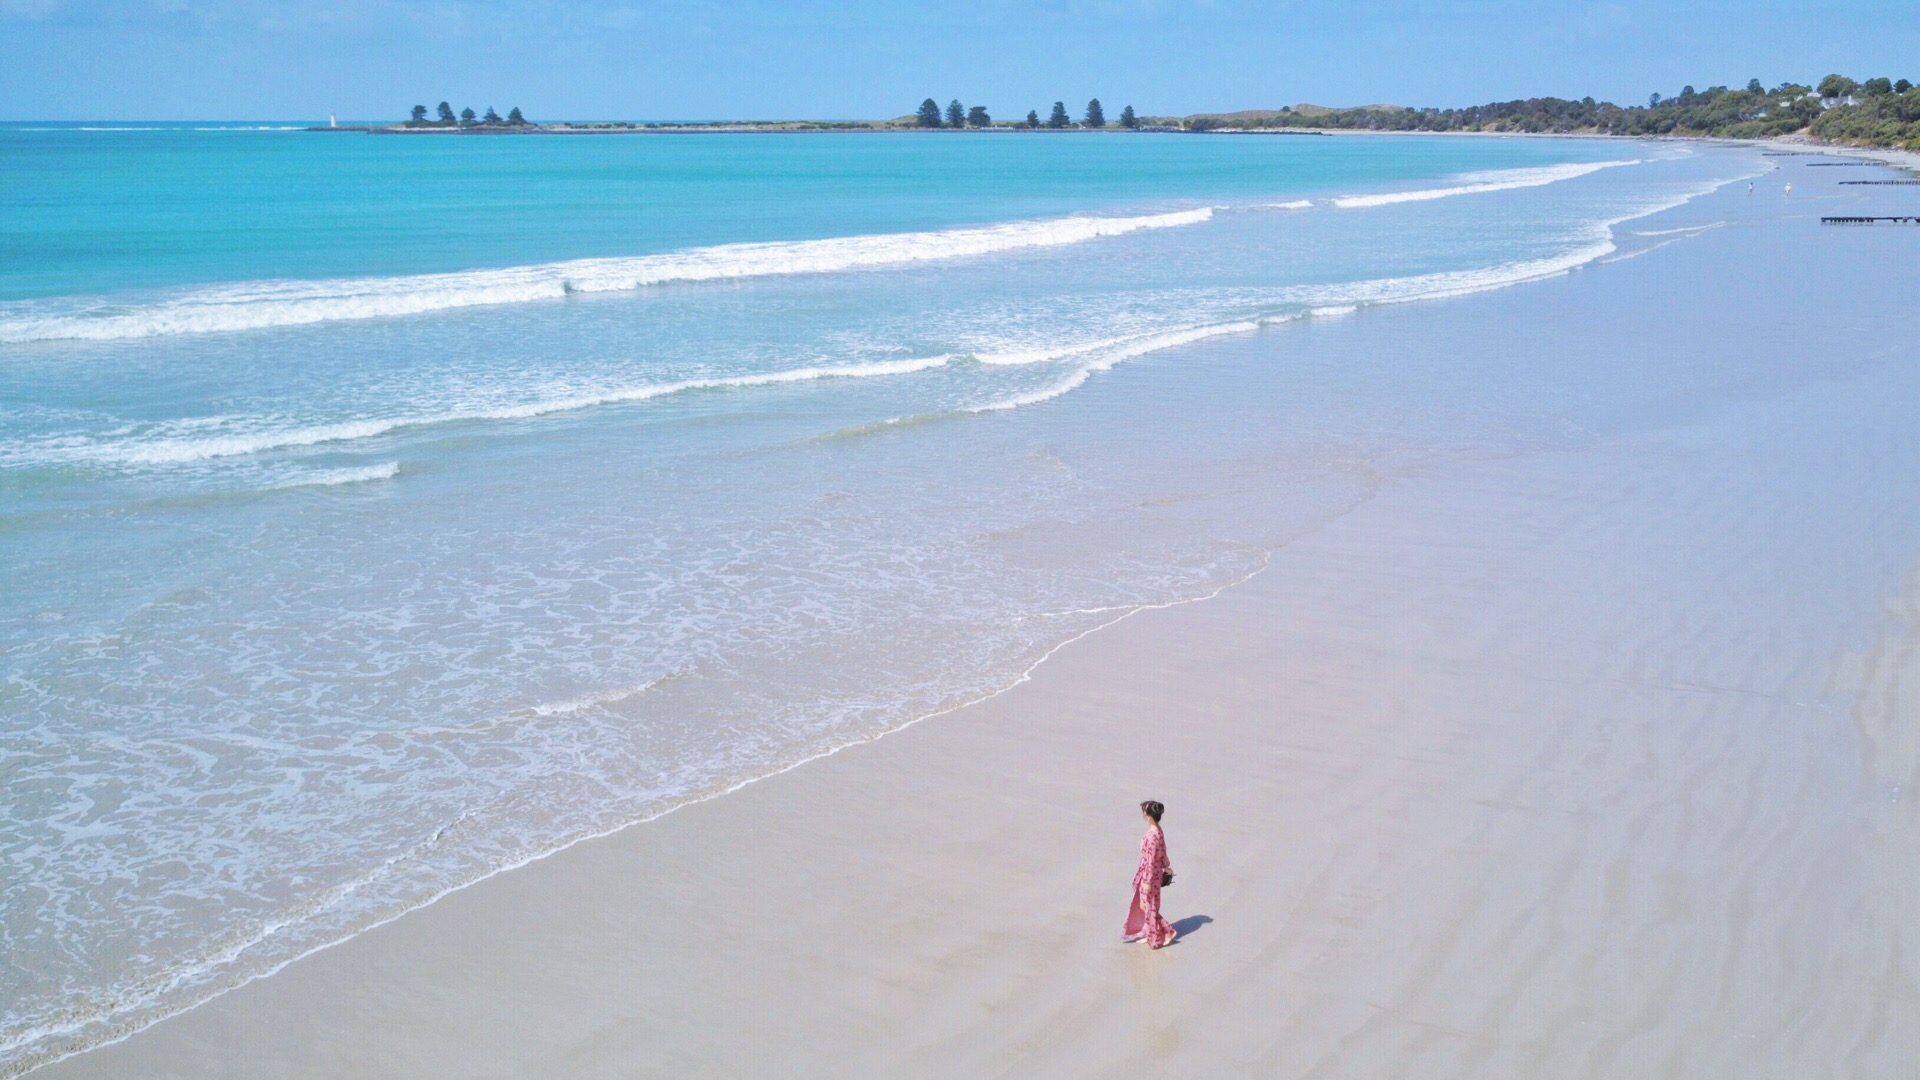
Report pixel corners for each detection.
[313,77,1920,151]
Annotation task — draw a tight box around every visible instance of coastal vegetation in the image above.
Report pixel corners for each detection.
[1182,73,1920,150]
[909,96,1123,130]
[370,74,1916,149]
[404,101,531,128]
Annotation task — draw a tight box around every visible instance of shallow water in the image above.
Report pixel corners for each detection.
[0,126,1762,1071]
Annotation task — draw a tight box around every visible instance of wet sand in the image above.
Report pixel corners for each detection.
[40,156,1920,1078]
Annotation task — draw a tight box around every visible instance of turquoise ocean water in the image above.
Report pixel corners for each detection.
[0,125,1757,1071]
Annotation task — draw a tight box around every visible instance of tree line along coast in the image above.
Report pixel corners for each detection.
[1181,75,1920,150]
[403,102,529,127]
[345,74,1916,149]
[911,98,1140,129]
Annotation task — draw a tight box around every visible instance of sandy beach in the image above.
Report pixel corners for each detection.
[30,152,1920,1078]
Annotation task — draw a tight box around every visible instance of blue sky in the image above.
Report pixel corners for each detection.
[4,0,1916,120]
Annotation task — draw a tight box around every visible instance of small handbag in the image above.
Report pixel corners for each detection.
[1161,869,1175,888]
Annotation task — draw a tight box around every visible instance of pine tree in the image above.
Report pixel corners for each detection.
[917,98,943,128]
[1026,110,1040,128]
[946,99,965,128]
[1047,101,1070,128]
[1119,105,1138,129]
[460,107,477,125]
[966,105,991,128]
[1084,99,1105,127]
[410,104,429,124]
[507,107,525,125]
[437,101,456,124]
[483,106,502,124]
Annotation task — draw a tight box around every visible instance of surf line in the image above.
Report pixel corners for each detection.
[1331,160,1640,209]
[0,209,1218,344]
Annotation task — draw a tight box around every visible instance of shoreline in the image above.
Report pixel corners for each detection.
[5,149,1757,1074]
[303,121,1920,172]
[33,151,1920,1077]
[30,561,1282,1078]
[303,123,1920,161]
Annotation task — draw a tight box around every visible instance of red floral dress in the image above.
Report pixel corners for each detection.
[1123,827,1175,948]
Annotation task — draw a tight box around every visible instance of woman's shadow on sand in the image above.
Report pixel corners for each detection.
[1169,915,1213,942]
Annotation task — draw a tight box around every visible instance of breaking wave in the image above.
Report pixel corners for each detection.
[1332,160,1640,208]
[0,210,1216,344]
[23,233,1657,470]
[37,357,957,467]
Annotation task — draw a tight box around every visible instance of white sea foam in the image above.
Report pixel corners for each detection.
[60,356,955,466]
[266,461,400,489]
[29,169,1743,471]
[969,323,1263,412]
[397,680,669,737]
[1263,199,1315,209]
[965,227,1657,415]
[0,210,1216,343]
[527,681,663,717]
[0,807,477,1067]
[90,218,1711,468]
[970,335,1137,366]
[1632,222,1727,236]
[1332,160,1640,208]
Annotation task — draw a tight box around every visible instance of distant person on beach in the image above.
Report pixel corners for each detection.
[1123,800,1177,948]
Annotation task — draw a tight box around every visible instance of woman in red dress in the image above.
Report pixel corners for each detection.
[1123,799,1177,948]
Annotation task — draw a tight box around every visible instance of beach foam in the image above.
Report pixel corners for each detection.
[33,356,956,466]
[963,238,1635,414]
[43,236,1658,469]
[1333,160,1640,208]
[267,461,400,489]
[18,165,1741,474]
[0,210,1215,343]
[969,323,1264,411]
